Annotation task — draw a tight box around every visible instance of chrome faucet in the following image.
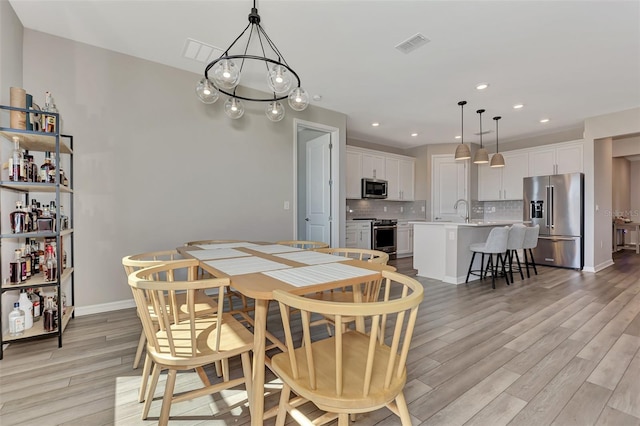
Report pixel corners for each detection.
[454,199,469,223]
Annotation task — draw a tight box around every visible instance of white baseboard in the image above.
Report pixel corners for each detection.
[75,299,136,317]
[583,259,615,273]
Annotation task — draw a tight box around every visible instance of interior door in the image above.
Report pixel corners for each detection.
[432,155,468,221]
[305,134,331,244]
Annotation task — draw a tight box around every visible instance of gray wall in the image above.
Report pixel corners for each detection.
[0,0,22,104]
[612,157,631,217]
[22,29,346,311]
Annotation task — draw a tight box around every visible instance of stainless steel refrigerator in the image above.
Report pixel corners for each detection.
[523,173,584,269]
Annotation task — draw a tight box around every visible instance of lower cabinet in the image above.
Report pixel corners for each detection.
[397,222,414,257]
[345,223,372,249]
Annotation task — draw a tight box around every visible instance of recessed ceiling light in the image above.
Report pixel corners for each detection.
[312,94,322,101]
[455,135,461,139]
[540,118,550,123]
[411,133,418,137]
[372,122,380,127]
[513,104,524,109]
[476,83,489,90]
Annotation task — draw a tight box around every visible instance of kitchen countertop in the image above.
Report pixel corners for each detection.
[410,220,527,227]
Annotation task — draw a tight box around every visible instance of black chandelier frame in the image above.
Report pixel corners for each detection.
[203,2,302,103]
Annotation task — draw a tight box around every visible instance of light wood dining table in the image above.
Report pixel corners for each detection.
[179,242,393,425]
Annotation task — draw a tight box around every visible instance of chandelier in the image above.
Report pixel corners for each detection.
[195,0,309,121]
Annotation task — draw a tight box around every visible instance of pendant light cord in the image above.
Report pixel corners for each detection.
[477,109,485,148]
[493,116,501,152]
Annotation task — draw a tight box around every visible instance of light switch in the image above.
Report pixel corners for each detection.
[284,201,290,210]
[449,231,455,240]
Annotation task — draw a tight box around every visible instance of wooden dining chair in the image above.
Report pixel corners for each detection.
[183,239,253,314]
[271,270,423,426]
[122,249,219,402]
[128,259,254,426]
[276,240,329,249]
[308,248,392,334]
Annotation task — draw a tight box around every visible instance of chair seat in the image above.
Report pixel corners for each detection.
[149,314,254,368]
[271,330,406,412]
[146,290,218,319]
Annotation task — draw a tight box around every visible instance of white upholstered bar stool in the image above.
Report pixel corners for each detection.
[523,225,540,277]
[465,226,510,289]
[506,224,527,283]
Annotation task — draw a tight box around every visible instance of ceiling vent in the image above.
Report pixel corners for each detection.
[182,38,223,63]
[474,130,493,136]
[395,33,430,54]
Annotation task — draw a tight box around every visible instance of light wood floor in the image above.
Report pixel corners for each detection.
[1,252,639,425]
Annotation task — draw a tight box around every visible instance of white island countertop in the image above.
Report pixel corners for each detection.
[411,220,528,284]
[410,220,527,227]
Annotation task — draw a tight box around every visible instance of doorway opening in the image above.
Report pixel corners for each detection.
[293,119,340,246]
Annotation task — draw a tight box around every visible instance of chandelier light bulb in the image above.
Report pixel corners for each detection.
[224,97,244,119]
[212,59,240,90]
[195,78,219,104]
[288,87,309,111]
[267,64,293,94]
[266,101,285,122]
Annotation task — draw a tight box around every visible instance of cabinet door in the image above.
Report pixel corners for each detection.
[346,149,363,199]
[501,151,529,200]
[362,153,385,180]
[385,157,400,200]
[556,143,583,174]
[529,147,556,176]
[397,224,411,255]
[477,161,502,201]
[357,225,372,249]
[345,225,358,248]
[399,159,415,200]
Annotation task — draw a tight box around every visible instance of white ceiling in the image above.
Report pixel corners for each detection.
[9,0,640,149]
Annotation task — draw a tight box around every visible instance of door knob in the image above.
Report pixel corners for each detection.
[305,218,310,221]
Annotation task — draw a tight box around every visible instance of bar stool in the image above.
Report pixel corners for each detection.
[523,225,540,277]
[465,226,510,289]
[506,224,527,282]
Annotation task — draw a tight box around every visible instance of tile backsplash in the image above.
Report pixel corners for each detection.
[472,200,524,221]
[346,199,427,220]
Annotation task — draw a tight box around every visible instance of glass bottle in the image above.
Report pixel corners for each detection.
[43,297,57,332]
[40,152,54,183]
[37,205,54,232]
[10,201,27,233]
[9,303,25,337]
[31,240,40,274]
[30,200,40,232]
[23,154,33,182]
[29,288,41,321]
[44,244,57,281]
[10,249,24,283]
[22,244,32,278]
[37,242,46,273]
[41,92,57,133]
[9,136,25,182]
[60,205,69,230]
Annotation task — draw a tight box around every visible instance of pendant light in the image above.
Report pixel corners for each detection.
[454,101,471,160]
[473,109,489,164]
[490,116,505,168]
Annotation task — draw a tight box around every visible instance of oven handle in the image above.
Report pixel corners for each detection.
[373,225,397,230]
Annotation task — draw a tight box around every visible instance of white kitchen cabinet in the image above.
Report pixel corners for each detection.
[397,221,414,257]
[345,222,371,249]
[478,151,529,201]
[346,149,362,199]
[529,141,583,176]
[362,152,385,180]
[346,146,415,200]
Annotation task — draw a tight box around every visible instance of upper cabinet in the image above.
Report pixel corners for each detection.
[346,146,415,200]
[477,140,584,201]
[478,151,529,201]
[529,140,584,176]
[361,152,385,180]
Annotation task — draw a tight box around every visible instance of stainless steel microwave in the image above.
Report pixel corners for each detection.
[361,178,388,199]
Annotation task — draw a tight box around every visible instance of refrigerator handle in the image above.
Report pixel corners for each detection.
[550,185,555,229]
[545,186,550,228]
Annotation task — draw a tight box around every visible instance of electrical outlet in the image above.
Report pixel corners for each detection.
[384,206,387,212]
[284,201,290,210]
[400,206,404,213]
[421,206,425,212]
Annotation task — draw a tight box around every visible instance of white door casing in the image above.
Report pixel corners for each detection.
[305,134,331,244]
[432,155,468,222]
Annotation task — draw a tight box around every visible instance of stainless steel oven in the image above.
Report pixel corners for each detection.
[372,219,397,259]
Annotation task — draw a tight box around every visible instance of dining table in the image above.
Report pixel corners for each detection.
[178,241,393,425]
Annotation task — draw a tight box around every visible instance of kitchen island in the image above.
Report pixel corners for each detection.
[410,221,524,284]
